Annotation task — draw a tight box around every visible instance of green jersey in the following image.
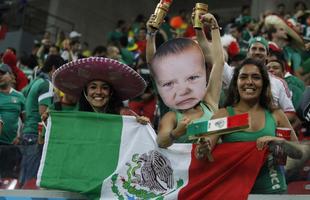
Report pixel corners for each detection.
[0,88,25,144]
[283,45,302,71]
[23,77,54,134]
[285,73,305,109]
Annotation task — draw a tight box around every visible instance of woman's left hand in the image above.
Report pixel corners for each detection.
[136,116,150,125]
[195,138,212,160]
[256,136,284,150]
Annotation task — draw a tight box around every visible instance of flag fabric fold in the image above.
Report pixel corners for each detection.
[37,111,267,200]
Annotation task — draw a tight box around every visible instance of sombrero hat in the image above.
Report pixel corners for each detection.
[264,14,304,49]
[52,57,146,101]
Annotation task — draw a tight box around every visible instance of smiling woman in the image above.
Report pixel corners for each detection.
[84,81,111,112]
[196,58,303,194]
[79,80,122,114]
[52,57,148,116]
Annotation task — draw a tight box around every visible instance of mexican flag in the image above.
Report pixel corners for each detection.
[37,111,267,200]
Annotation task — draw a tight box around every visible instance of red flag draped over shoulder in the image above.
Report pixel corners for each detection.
[179,142,268,200]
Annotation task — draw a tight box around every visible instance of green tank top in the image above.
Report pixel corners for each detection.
[174,102,213,143]
[223,106,287,194]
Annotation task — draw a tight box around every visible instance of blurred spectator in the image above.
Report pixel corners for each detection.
[0,63,25,145]
[48,44,60,56]
[0,63,25,178]
[51,91,78,111]
[135,27,147,55]
[36,37,52,66]
[106,45,123,62]
[221,34,241,63]
[293,1,308,26]
[265,15,304,75]
[92,45,107,57]
[228,23,248,58]
[18,53,33,81]
[119,36,135,66]
[27,42,40,70]
[276,3,287,18]
[131,14,146,35]
[107,19,128,45]
[82,42,92,58]
[69,30,82,42]
[297,86,310,123]
[19,55,65,187]
[267,50,305,110]
[55,30,66,49]
[61,40,82,62]
[2,50,28,91]
[299,56,310,85]
[129,65,156,124]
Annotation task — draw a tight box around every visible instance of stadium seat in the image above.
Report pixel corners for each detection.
[21,178,39,189]
[288,181,310,194]
[0,178,19,189]
[298,159,310,180]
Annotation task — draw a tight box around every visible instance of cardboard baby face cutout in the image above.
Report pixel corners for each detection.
[151,40,207,110]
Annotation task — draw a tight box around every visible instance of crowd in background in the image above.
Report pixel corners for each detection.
[0,0,310,191]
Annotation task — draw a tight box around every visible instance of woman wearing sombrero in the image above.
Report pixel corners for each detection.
[52,57,150,123]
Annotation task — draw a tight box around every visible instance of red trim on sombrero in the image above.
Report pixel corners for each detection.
[264,14,304,49]
[52,57,146,101]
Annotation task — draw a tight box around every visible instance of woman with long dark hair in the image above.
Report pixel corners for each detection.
[196,58,302,194]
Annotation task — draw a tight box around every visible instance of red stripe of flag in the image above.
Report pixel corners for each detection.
[227,113,249,129]
[178,142,267,200]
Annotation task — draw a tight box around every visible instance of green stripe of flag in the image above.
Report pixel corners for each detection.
[38,111,123,196]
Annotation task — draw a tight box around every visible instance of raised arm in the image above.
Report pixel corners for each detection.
[200,14,225,112]
[146,14,158,65]
[191,9,213,64]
